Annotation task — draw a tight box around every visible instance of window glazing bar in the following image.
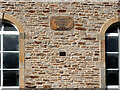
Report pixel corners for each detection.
[3,51,19,53]
[107,69,119,70]
[0,21,2,90]
[105,33,118,36]
[1,23,3,89]
[118,27,120,89]
[0,31,19,35]
[107,85,118,88]
[2,69,19,70]
[2,86,19,88]
[105,52,119,54]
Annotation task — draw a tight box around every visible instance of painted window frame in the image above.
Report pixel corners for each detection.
[105,29,120,89]
[0,20,19,89]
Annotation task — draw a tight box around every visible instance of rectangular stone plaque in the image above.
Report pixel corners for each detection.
[50,16,74,30]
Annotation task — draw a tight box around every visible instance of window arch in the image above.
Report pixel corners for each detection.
[0,20,19,89]
[0,13,25,89]
[105,22,120,89]
[97,17,120,89]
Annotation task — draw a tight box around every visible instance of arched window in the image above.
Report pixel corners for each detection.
[0,20,19,89]
[105,22,120,89]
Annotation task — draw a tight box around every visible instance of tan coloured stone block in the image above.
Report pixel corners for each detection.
[0,13,2,19]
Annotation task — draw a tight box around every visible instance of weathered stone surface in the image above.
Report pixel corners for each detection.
[1,1,119,88]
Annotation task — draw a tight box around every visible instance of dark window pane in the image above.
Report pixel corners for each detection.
[106,26,118,33]
[105,36,118,52]
[0,21,2,31]
[106,70,119,85]
[3,70,19,86]
[106,22,120,33]
[0,70,1,85]
[3,35,19,51]
[0,35,1,51]
[106,53,118,69]
[0,53,1,68]
[3,22,17,31]
[3,53,19,68]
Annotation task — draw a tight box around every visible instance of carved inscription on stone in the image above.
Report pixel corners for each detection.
[50,16,74,30]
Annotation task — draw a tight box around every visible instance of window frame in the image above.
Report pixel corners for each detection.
[105,31,120,89]
[0,20,19,89]
[0,13,25,89]
[97,16,120,89]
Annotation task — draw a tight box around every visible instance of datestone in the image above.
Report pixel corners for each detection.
[50,16,74,30]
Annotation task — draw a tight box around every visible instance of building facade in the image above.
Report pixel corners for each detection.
[0,0,120,89]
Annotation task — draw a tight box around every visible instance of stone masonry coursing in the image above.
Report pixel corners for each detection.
[0,0,119,88]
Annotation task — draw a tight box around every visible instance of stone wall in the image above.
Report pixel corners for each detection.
[1,1,119,88]
[0,0,119,2]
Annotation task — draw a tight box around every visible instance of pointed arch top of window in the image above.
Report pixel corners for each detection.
[106,22,120,33]
[0,20,19,32]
